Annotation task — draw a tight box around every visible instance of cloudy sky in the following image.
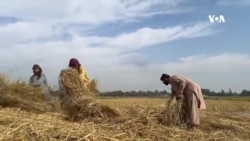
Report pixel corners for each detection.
[0,0,249,92]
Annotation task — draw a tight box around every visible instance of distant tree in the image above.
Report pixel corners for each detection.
[201,89,211,95]
[240,89,250,96]
[228,88,233,94]
[97,88,250,97]
[221,89,225,95]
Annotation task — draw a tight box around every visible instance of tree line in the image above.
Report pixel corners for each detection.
[50,88,250,97]
[99,88,250,97]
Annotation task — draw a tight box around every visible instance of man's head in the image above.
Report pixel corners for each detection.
[69,58,81,68]
[160,73,170,85]
[32,64,42,76]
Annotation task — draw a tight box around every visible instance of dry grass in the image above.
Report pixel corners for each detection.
[88,79,99,95]
[59,68,100,98]
[0,98,249,141]
[0,74,53,113]
[59,69,119,122]
[59,68,92,98]
[61,97,120,122]
[161,97,187,127]
[1,75,250,140]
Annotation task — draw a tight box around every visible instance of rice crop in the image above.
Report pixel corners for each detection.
[0,74,250,140]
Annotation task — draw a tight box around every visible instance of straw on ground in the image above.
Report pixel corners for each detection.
[0,74,250,140]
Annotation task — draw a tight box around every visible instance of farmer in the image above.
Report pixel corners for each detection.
[68,58,90,89]
[58,58,92,114]
[58,58,91,100]
[29,64,51,101]
[160,73,206,129]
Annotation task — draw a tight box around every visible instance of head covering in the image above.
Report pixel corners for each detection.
[32,64,41,70]
[69,58,81,68]
[160,73,170,81]
[32,64,42,78]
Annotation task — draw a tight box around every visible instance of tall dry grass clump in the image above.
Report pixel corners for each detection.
[0,74,50,113]
[59,68,91,98]
[61,97,120,122]
[88,79,99,97]
[59,69,120,121]
[60,68,99,97]
[161,97,187,127]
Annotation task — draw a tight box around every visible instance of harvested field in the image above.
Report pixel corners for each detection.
[0,97,250,140]
[1,76,250,140]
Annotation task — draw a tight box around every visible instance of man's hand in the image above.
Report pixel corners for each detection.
[176,93,183,98]
[197,99,201,108]
[176,93,184,100]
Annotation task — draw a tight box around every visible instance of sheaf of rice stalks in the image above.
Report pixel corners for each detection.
[59,68,93,97]
[87,79,99,97]
[59,69,119,121]
[161,97,187,127]
[61,96,120,122]
[0,74,50,113]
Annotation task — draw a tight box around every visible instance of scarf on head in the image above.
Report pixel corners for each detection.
[69,58,81,68]
[31,64,42,82]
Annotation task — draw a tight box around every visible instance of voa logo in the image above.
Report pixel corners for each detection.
[208,15,226,23]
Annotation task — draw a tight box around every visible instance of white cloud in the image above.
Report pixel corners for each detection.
[81,53,250,93]
[159,53,250,74]
[0,21,220,91]
[102,53,250,93]
[0,0,247,93]
[0,0,188,25]
[217,0,250,7]
[0,0,192,46]
[79,22,216,53]
[2,48,249,93]
[0,0,66,21]
[0,21,54,46]
[164,53,250,92]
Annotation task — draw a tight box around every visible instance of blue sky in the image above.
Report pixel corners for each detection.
[0,0,249,92]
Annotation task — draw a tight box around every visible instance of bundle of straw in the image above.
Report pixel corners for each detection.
[161,97,188,127]
[59,68,93,98]
[59,69,119,121]
[0,74,50,113]
[61,96,120,121]
[88,79,99,96]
